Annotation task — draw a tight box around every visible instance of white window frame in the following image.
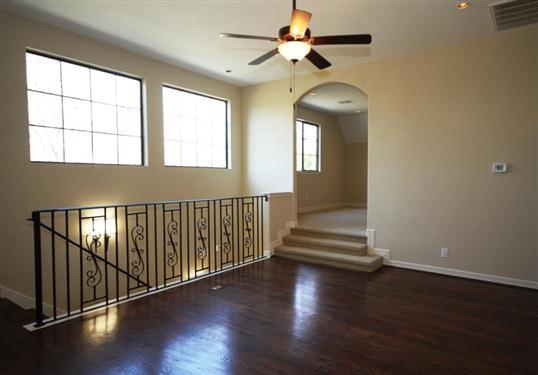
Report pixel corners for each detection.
[25,50,145,166]
[162,84,229,169]
[296,119,321,172]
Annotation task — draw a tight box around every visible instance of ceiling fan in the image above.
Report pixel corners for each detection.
[218,0,372,70]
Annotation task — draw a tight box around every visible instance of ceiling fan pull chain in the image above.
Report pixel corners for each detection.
[293,61,296,102]
[289,61,293,93]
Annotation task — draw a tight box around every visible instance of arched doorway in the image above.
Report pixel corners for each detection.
[293,82,368,236]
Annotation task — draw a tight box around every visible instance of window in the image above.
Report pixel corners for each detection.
[296,120,320,172]
[25,51,143,165]
[162,85,228,168]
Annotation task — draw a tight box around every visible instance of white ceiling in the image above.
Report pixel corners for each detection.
[2,0,498,87]
[299,82,368,115]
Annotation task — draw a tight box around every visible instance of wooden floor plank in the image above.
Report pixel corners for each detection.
[1,257,536,374]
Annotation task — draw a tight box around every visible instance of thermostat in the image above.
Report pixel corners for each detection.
[492,163,507,173]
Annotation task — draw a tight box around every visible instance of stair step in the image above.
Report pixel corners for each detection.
[274,245,383,273]
[283,234,367,255]
[290,227,367,243]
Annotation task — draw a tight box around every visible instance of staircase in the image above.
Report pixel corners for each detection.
[275,227,383,272]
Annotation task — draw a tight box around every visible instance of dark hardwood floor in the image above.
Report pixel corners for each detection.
[1,258,537,374]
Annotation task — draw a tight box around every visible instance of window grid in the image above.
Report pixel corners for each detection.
[163,85,229,169]
[25,50,144,166]
[296,120,320,172]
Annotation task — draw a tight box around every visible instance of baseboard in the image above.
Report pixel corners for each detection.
[297,203,343,214]
[342,202,367,208]
[368,247,391,262]
[365,228,375,248]
[0,285,65,317]
[297,202,367,214]
[270,220,297,254]
[386,260,538,290]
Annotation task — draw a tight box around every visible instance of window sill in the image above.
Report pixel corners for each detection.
[165,165,230,170]
[296,171,321,174]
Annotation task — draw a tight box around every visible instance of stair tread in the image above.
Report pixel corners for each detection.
[275,245,381,266]
[291,227,367,242]
[283,234,367,251]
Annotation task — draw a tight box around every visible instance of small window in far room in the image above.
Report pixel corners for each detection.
[296,120,320,172]
[162,85,228,168]
[25,51,144,165]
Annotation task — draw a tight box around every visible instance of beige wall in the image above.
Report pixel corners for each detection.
[267,193,295,242]
[0,11,244,297]
[344,142,368,206]
[243,25,538,282]
[296,105,345,209]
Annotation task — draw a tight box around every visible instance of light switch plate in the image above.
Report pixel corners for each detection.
[492,163,507,173]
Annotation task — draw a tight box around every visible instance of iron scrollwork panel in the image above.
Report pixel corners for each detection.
[126,211,146,290]
[243,200,254,260]
[166,217,179,273]
[163,205,183,284]
[130,224,145,278]
[83,215,108,303]
[85,231,103,290]
[221,203,234,267]
[195,207,209,274]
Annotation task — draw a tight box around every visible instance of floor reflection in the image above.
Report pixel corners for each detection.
[292,269,319,340]
[83,308,118,343]
[158,315,232,374]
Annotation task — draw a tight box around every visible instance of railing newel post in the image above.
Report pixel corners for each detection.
[32,211,44,327]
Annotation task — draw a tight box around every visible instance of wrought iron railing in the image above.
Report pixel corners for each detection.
[29,195,267,328]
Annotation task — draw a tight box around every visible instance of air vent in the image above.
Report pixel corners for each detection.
[490,0,538,31]
[337,100,354,104]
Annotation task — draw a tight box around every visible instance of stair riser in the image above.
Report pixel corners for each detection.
[282,239,367,256]
[290,228,367,244]
[275,253,382,273]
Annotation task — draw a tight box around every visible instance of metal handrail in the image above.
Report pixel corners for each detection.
[28,194,269,215]
[30,195,268,328]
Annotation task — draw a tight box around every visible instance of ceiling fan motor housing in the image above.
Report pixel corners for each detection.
[279,26,311,42]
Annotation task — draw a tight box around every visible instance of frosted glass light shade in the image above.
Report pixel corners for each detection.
[278,41,311,62]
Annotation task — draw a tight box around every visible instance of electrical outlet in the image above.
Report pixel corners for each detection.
[441,248,449,258]
[305,195,309,201]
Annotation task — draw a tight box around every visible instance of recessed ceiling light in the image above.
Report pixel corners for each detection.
[226,69,232,73]
[356,110,361,113]
[309,92,316,96]
[456,2,470,10]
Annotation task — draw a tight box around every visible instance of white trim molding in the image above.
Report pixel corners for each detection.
[386,260,538,290]
[270,220,297,254]
[297,202,366,214]
[343,202,367,208]
[368,247,391,262]
[262,191,293,198]
[365,228,375,248]
[0,285,65,317]
[297,203,342,214]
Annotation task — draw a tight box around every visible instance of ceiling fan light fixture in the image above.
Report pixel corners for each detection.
[278,41,311,62]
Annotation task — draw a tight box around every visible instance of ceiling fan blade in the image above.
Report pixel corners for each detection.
[306,48,331,70]
[312,34,372,45]
[219,33,278,42]
[248,49,279,65]
[289,9,312,39]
